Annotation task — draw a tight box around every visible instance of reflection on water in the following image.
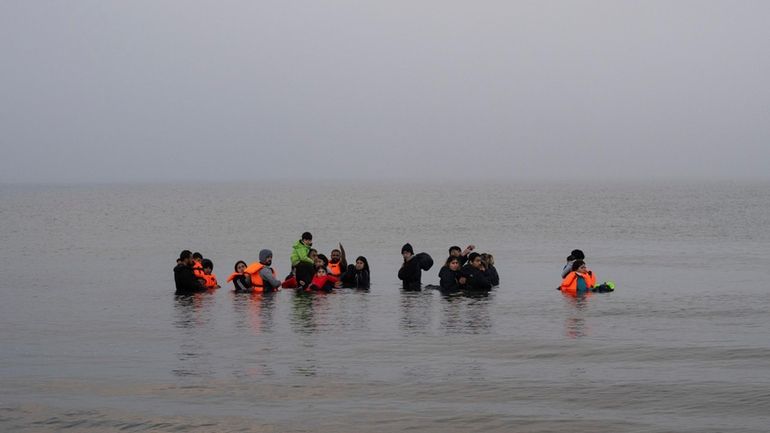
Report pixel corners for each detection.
[173,293,216,329]
[399,290,433,334]
[439,290,493,334]
[291,291,327,335]
[563,294,591,338]
[172,294,217,378]
[231,291,276,335]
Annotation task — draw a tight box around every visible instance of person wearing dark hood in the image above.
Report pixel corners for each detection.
[398,243,422,291]
[174,250,205,295]
[460,252,492,291]
[245,249,282,293]
[340,256,371,289]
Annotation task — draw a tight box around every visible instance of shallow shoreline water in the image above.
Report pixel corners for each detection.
[1,181,769,432]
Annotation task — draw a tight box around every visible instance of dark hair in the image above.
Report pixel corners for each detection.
[315,265,327,272]
[355,256,370,272]
[179,250,192,260]
[468,252,481,263]
[302,232,313,241]
[233,260,247,272]
[570,249,585,260]
[192,252,203,260]
[571,260,585,272]
[202,259,213,269]
[445,256,460,266]
[318,254,329,266]
[331,249,341,254]
[448,246,461,254]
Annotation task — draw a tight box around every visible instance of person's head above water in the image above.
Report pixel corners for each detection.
[234,260,247,273]
[448,246,462,256]
[401,243,414,259]
[179,250,193,265]
[569,249,585,261]
[315,266,327,276]
[202,259,214,273]
[330,249,342,263]
[355,256,369,272]
[445,256,461,270]
[571,260,587,272]
[468,252,483,269]
[259,249,273,265]
[301,232,313,246]
[192,252,203,262]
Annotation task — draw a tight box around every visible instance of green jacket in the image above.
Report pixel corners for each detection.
[290,240,314,267]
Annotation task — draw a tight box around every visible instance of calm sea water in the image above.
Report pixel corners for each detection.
[1,181,768,432]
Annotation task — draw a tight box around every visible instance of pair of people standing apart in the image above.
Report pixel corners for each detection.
[225,249,282,294]
[559,249,615,295]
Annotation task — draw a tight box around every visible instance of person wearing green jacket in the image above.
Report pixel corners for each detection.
[291,232,315,288]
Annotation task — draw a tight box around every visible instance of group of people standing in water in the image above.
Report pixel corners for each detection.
[173,232,612,297]
[399,243,500,293]
[173,232,370,296]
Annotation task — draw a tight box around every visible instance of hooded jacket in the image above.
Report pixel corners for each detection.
[290,240,314,267]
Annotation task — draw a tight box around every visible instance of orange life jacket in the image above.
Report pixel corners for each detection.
[560,271,596,296]
[192,261,205,278]
[328,261,343,277]
[226,272,243,283]
[243,262,277,293]
[201,273,218,289]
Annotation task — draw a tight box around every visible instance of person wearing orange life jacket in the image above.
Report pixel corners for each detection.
[560,260,596,296]
[200,258,221,289]
[227,260,252,293]
[191,252,205,279]
[327,244,348,278]
[244,249,282,293]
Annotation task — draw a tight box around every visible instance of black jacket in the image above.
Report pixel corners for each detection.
[398,257,422,290]
[174,263,205,295]
[340,264,370,289]
[485,265,500,286]
[438,266,461,292]
[460,264,492,291]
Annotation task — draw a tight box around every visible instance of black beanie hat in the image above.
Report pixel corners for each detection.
[401,243,414,254]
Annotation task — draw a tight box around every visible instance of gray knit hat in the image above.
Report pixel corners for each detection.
[259,249,273,263]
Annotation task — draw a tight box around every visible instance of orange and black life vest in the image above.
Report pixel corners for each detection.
[201,273,218,289]
[560,271,596,296]
[243,262,278,293]
[328,261,343,277]
[192,260,205,279]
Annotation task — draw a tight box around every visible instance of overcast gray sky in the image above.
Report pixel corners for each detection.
[1,1,768,183]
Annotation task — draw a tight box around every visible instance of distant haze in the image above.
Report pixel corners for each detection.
[1,1,769,183]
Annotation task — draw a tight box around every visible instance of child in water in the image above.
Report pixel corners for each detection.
[308,266,338,292]
[200,258,221,289]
